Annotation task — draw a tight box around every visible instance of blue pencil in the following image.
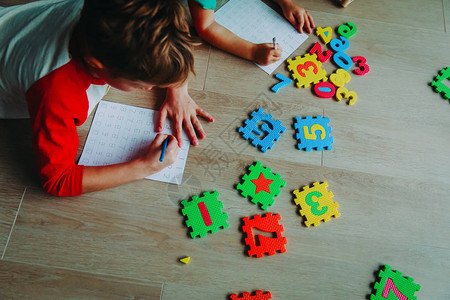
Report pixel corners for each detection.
[159,138,169,162]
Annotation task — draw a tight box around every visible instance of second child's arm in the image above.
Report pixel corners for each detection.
[188,0,282,65]
[82,134,178,193]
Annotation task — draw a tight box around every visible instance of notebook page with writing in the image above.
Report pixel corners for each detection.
[78,100,189,184]
[215,0,308,74]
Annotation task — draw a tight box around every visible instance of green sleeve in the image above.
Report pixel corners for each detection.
[193,0,216,10]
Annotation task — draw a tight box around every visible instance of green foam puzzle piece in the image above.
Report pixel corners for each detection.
[370,265,421,300]
[430,66,450,100]
[236,161,286,210]
[181,191,229,238]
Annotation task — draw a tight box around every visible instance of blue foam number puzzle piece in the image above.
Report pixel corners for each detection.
[271,73,293,93]
[239,108,286,153]
[294,116,333,151]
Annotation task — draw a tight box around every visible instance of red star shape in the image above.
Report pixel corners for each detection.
[251,173,274,194]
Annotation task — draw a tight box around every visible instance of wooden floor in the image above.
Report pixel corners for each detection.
[1,0,450,299]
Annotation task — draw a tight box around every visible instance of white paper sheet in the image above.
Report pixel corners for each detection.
[215,0,309,74]
[78,100,190,184]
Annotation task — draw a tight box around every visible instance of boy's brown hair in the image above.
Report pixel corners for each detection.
[70,0,195,85]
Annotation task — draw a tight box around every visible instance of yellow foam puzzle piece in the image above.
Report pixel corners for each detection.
[180,257,190,264]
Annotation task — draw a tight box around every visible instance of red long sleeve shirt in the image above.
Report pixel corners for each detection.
[25,59,106,196]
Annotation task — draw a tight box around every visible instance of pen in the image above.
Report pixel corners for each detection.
[159,137,169,162]
[273,37,276,49]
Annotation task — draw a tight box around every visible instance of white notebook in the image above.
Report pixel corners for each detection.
[79,100,190,184]
[215,0,309,74]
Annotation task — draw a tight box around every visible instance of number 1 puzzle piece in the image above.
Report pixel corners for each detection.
[181,191,229,238]
[370,265,421,300]
[230,290,272,300]
[430,66,450,99]
[238,108,286,153]
[287,53,328,88]
[293,182,340,227]
[236,161,286,210]
[242,213,287,258]
[294,116,333,151]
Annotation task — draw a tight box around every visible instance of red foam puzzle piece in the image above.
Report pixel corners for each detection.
[230,290,272,300]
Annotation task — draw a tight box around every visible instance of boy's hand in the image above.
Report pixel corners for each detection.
[279,0,315,34]
[139,134,179,174]
[158,83,214,147]
[252,43,283,65]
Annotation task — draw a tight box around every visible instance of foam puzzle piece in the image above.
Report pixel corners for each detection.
[179,257,190,264]
[230,290,272,300]
[315,26,333,44]
[238,108,286,153]
[309,42,332,63]
[332,51,353,70]
[293,182,340,227]
[329,36,350,52]
[330,69,351,87]
[181,191,229,238]
[287,53,328,88]
[294,116,333,151]
[236,161,286,210]
[337,21,357,39]
[271,73,293,93]
[336,87,357,105]
[370,265,421,300]
[314,82,336,98]
[242,213,287,258]
[430,66,450,99]
[352,56,370,76]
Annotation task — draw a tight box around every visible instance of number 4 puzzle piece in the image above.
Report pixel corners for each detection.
[181,191,229,238]
[230,290,272,300]
[430,66,450,100]
[292,182,340,227]
[242,213,287,258]
[370,265,421,300]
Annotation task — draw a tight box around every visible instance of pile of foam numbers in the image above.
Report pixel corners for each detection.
[178,23,420,300]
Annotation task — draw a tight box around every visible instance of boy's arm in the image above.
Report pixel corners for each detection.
[82,134,178,194]
[188,0,282,65]
[271,0,315,34]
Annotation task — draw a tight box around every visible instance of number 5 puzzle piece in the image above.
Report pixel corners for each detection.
[242,213,287,258]
[370,265,420,300]
[293,182,340,227]
[294,116,333,151]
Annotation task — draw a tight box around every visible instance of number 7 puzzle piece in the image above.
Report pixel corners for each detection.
[430,66,450,100]
[293,182,340,227]
[242,213,287,258]
[181,191,229,238]
[236,161,286,210]
[370,265,420,300]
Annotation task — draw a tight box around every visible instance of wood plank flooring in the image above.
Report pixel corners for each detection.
[1,0,449,299]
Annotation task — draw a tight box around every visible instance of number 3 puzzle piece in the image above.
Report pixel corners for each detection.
[287,54,328,88]
[336,87,357,105]
[292,181,340,227]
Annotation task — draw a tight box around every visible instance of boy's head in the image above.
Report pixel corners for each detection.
[70,0,196,89]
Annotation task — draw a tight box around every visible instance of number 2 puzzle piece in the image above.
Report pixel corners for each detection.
[370,265,421,300]
[181,191,229,238]
[230,290,272,300]
[294,116,333,151]
[238,108,286,153]
[236,161,286,210]
[287,53,328,88]
[292,182,340,227]
[242,213,287,258]
[430,66,450,100]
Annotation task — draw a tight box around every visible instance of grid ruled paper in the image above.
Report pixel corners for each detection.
[78,100,189,184]
[215,0,309,74]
